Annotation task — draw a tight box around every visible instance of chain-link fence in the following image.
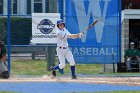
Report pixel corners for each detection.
[0,0,123,78]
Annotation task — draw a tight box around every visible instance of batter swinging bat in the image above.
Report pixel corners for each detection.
[81,20,98,34]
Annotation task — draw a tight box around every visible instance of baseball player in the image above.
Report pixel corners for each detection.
[0,40,9,79]
[50,19,82,79]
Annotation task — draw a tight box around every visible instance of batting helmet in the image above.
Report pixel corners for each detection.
[57,19,65,28]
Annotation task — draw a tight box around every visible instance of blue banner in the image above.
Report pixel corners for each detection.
[65,0,121,64]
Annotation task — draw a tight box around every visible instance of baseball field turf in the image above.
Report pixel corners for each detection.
[1,91,140,93]
[2,59,139,93]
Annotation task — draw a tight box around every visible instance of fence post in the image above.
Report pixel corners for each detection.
[47,46,56,71]
[49,0,57,13]
[112,53,115,73]
[47,0,58,71]
[58,0,63,19]
[7,0,11,74]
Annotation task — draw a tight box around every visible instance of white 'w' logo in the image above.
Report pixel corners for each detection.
[73,0,111,43]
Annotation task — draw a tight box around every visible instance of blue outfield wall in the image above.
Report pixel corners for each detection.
[59,0,121,64]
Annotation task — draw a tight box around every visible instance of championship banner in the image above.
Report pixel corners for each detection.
[32,13,60,44]
[64,0,121,64]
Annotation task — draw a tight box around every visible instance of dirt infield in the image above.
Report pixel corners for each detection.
[1,75,140,86]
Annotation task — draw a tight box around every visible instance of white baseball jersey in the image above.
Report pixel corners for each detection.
[56,28,71,47]
[56,28,75,69]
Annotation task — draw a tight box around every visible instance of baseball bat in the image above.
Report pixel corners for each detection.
[86,20,98,31]
[81,20,98,34]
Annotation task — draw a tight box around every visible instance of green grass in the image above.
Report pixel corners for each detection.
[11,59,140,76]
[68,91,140,93]
[11,59,48,75]
[11,59,102,75]
[0,91,21,93]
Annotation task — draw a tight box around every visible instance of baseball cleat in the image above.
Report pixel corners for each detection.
[52,70,56,77]
[72,75,77,79]
[50,66,56,77]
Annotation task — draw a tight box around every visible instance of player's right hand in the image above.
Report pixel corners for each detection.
[77,33,82,38]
